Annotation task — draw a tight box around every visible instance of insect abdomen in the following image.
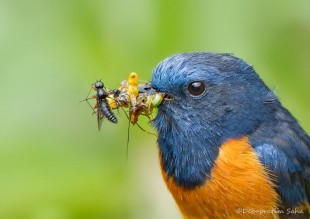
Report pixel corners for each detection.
[100,99,118,123]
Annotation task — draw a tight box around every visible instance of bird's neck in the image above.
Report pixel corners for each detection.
[153,113,223,188]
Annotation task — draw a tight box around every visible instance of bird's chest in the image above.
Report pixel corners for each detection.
[159,137,279,219]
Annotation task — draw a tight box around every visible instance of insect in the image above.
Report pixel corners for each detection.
[118,72,164,124]
[127,72,140,124]
[82,73,165,129]
[82,73,165,162]
[92,80,118,129]
[130,88,163,124]
[115,72,163,162]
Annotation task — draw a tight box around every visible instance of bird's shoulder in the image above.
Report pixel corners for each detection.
[249,104,310,212]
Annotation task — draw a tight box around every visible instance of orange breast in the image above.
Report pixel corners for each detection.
[159,137,279,219]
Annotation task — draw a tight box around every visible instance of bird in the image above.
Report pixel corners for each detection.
[145,52,310,219]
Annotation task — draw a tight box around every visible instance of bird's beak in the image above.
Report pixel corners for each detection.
[138,83,158,95]
[138,83,166,107]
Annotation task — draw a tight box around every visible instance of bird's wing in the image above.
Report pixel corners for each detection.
[254,142,310,210]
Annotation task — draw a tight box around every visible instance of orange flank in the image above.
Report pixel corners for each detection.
[159,137,279,219]
[298,203,310,215]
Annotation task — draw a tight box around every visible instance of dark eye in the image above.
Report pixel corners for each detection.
[95,81,104,89]
[188,81,206,96]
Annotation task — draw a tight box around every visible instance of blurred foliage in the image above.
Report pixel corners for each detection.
[0,0,309,219]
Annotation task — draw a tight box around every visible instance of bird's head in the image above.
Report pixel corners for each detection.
[146,52,277,188]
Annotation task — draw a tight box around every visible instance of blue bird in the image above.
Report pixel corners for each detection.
[145,52,310,219]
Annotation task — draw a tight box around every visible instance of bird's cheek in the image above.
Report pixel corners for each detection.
[181,96,207,110]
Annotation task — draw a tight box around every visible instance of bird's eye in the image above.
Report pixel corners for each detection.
[188,81,206,96]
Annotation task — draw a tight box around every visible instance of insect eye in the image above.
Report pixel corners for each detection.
[188,81,206,96]
[95,81,104,89]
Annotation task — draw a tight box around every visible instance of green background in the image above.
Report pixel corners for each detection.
[0,1,309,219]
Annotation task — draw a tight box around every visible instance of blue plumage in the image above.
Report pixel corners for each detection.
[151,52,310,209]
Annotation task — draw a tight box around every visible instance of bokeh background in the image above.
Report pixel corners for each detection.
[0,1,309,219]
